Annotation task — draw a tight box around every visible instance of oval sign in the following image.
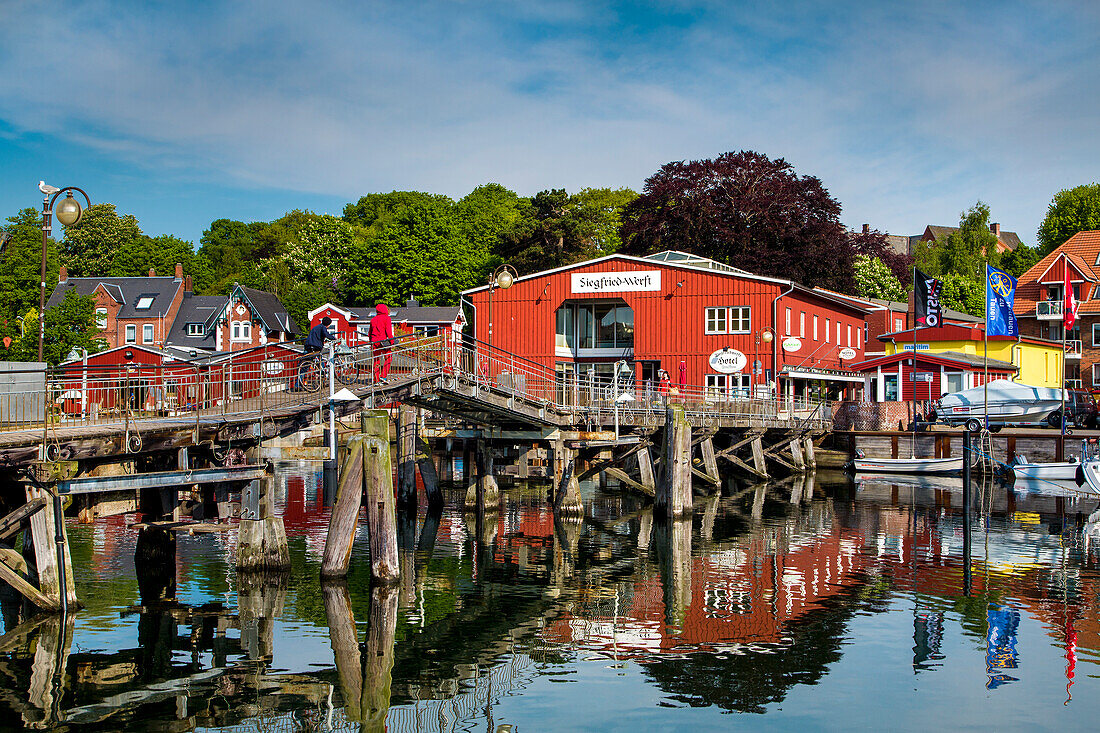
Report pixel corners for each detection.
[782,337,802,352]
[709,348,747,374]
[839,347,857,360]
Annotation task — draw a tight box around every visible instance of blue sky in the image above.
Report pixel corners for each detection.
[1,0,1097,247]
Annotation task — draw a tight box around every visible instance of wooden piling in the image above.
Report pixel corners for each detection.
[24,485,78,610]
[637,445,657,495]
[789,437,805,470]
[237,572,287,661]
[362,585,398,732]
[236,474,290,571]
[397,404,417,510]
[416,436,441,508]
[321,433,364,578]
[552,440,583,517]
[322,580,362,722]
[363,412,399,583]
[700,436,720,491]
[656,406,692,519]
[751,435,768,478]
[801,435,816,469]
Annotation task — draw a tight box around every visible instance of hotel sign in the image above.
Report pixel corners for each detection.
[571,270,662,294]
[709,348,747,374]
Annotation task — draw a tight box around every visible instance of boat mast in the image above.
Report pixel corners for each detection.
[984,261,989,431]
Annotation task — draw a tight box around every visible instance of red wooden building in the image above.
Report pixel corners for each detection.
[308,298,465,349]
[462,251,870,401]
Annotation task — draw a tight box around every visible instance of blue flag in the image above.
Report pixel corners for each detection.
[987,265,1018,337]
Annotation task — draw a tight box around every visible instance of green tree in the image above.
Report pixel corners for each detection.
[455,183,525,255]
[109,234,197,278]
[0,208,58,324]
[853,255,905,301]
[5,292,105,365]
[196,218,271,294]
[999,243,1041,279]
[568,187,638,255]
[1037,184,1100,256]
[343,191,454,234]
[282,281,336,335]
[940,273,984,317]
[915,201,1000,279]
[276,215,359,294]
[60,204,144,277]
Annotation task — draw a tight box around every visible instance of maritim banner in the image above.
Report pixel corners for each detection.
[571,270,662,294]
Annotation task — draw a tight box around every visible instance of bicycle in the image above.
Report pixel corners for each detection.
[297,341,362,392]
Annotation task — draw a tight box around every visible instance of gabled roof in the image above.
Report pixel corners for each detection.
[1034,251,1095,285]
[922,225,1022,251]
[47,276,181,318]
[461,252,871,315]
[850,350,1017,373]
[165,295,223,349]
[227,285,300,336]
[1015,231,1100,316]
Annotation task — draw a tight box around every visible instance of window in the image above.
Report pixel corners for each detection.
[705,374,751,400]
[895,317,904,331]
[95,307,107,329]
[813,315,819,341]
[856,326,861,348]
[1093,363,1100,386]
[559,304,633,351]
[187,323,204,337]
[142,324,154,343]
[847,324,852,346]
[135,295,155,310]
[231,321,252,342]
[800,312,805,338]
[705,307,728,334]
[825,319,831,343]
[704,307,751,335]
[836,322,841,345]
[1093,323,1100,347]
[125,324,136,343]
[556,307,575,348]
[884,374,899,401]
[785,307,791,335]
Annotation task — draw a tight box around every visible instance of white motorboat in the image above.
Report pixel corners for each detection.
[934,379,1063,430]
[853,456,963,475]
[1075,460,1100,495]
[1010,455,1080,481]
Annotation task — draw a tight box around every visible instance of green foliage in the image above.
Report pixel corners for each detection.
[1037,184,1100,256]
[568,187,638,255]
[60,203,144,277]
[281,281,336,334]
[454,184,526,254]
[853,255,905,301]
[0,208,58,325]
[343,191,454,233]
[916,202,1000,279]
[999,243,1041,279]
[277,215,359,294]
[940,273,984,317]
[3,292,105,365]
[109,233,198,279]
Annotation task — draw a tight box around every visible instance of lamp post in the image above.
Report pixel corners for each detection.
[613,359,632,438]
[39,182,91,362]
[486,264,517,353]
[757,327,774,399]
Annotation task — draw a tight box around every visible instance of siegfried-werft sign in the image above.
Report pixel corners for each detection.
[571,271,662,293]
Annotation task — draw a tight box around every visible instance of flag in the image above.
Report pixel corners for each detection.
[1064,260,1078,331]
[914,269,942,327]
[986,265,1018,337]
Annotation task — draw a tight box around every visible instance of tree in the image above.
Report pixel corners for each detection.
[853,255,905,301]
[343,191,454,234]
[281,281,336,335]
[567,187,638,256]
[455,183,526,254]
[60,204,144,277]
[940,273,984,317]
[915,202,1000,278]
[109,234,197,278]
[1037,184,1100,256]
[196,218,271,294]
[3,292,105,365]
[0,208,58,324]
[1000,243,1041,279]
[276,215,359,294]
[620,151,877,291]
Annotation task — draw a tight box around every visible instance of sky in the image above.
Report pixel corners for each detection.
[0,0,1097,248]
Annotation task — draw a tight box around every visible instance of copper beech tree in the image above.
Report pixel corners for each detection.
[620,150,907,292]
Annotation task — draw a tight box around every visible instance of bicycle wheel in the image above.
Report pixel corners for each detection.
[301,358,323,392]
[334,354,360,385]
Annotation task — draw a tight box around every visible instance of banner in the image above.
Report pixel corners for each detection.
[914,269,942,327]
[1064,261,1078,331]
[986,265,1018,337]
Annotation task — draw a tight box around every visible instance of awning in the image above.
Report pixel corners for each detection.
[781,367,864,383]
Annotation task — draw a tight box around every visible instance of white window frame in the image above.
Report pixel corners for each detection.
[800,311,805,338]
[1092,323,1100,347]
[847,324,852,346]
[142,324,154,344]
[785,307,791,335]
[135,295,154,310]
[1093,363,1100,386]
[705,307,728,335]
[826,319,831,343]
[729,306,750,334]
[125,324,136,343]
[187,323,204,337]
[231,321,252,343]
[836,322,841,344]
[856,325,861,348]
[95,307,107,329]
[813,314,818,341]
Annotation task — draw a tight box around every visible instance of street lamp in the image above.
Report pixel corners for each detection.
[486,264,517,353]
[39,182,91,362]
[613,359,632,437]
[757,327,775,398]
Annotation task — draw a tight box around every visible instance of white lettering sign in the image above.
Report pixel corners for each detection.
[571,270,662,294]
[839,347,857,360]
[709,348,747,374]
[782,337,802,352]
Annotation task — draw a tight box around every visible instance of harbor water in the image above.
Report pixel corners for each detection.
[5,463,1100,731]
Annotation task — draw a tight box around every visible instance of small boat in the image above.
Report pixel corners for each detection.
[1074,460,1100,495]
[934,379,1063,430]
[853,456,963,475]
[1010,455,1080,481]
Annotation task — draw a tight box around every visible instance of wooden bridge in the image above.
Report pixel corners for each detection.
[0,335,832,611]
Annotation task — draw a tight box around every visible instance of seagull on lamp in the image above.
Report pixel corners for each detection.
[39,181,60,195]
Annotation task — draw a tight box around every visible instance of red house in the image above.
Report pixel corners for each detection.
[308,298,465,349]
[462,251,870,402]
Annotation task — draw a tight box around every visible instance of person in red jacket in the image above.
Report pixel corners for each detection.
[370,303,395,381]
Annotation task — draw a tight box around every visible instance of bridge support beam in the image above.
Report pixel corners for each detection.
[397,404,417,511]
[465,440,500,512]
[656,406,692,519]
[751,436,768,478]
[802,435,817,470]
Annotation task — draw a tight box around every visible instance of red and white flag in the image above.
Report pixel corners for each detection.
[1064,259,1078,331]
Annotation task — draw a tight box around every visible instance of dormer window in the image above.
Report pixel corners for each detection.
[187,323,204,337]
[135,295,155,310]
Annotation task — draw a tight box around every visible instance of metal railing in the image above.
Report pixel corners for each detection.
[1036,300,1063,319]
[0,334,831,450]
[1065,339,1082,357]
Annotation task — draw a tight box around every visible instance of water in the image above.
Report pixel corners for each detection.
[5,465,1100,731]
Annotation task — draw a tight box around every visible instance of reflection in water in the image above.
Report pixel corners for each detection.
[0,464,1098,729]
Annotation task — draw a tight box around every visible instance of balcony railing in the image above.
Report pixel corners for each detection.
[1067,379,1083,389]
[1036,301,1063,320]
[1065,339,1083,358]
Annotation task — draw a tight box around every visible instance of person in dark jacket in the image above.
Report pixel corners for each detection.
[370,304,394,381]
[304,317,336,352]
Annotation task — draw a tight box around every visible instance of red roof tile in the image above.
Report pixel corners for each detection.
[1015,231,1100,316]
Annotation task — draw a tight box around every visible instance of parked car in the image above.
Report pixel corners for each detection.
[1046,390,1098,429]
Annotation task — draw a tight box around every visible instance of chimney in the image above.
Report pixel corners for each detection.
[991,222,1001,237]
[174,262,183,280]
[184,275,193,297]
[148,267,156,277]
[59,265,68,283]
[862,224,870,234]
[406,295,419,308]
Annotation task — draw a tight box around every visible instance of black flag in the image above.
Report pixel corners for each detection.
[914,269,942,328]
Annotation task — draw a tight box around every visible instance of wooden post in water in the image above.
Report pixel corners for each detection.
[801,435,816,469]
[789,436,805,471]
[396,403,417,510]
[751,480,767,520]
[637,444,656,495]
[552,439,584,517]
[24,484,78,610]
[363,412,399,583]
[751,435,769,478]
[655,517,692,628]
[25,612,75,726]
[362,585,398,732]
[322,431,364,578]
[238,572,287,662]
[322,580,362,722]
[700,436,720,491]
[656,406,692,519]
[236,473,290,571]
[416,435,442,508]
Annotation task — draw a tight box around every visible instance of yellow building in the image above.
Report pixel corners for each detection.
[879,322,1064,389]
